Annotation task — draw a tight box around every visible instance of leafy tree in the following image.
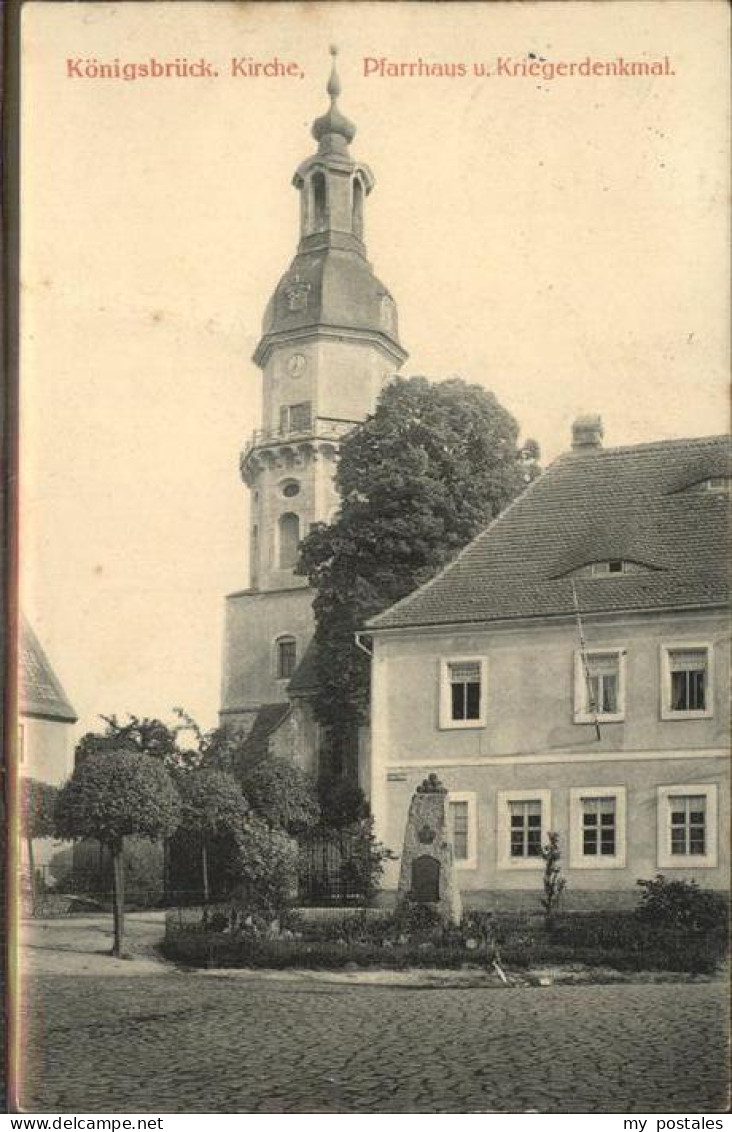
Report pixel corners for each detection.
[298,375,540,770]
[239,758,320,836]
[54,751,180,956]
[178,768,248,902]
[316,773,368,830]
[20,778,58,913]
[75,714,197,773]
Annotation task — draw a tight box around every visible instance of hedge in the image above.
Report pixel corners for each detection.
[162,918,728,974]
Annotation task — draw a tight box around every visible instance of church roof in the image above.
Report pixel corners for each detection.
[256,248,405,366]
[19,618,78,723]
[230,703,291,773]
[368,432,731,632]
[287,639,320,696]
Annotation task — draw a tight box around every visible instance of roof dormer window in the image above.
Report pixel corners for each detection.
[675,476,731,496]
[591,560,626,576]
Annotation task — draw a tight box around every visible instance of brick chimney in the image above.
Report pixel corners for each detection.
[572,414,604,451]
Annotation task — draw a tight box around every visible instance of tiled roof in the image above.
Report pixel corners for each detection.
[368,434,731,631]
[231,702,291,773]
[286,639,319,696]
[19,618,77,723]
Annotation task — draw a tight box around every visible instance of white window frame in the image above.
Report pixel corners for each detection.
[660,642,713,721]
[569,786,627,870]
[439,657,488,730]
[497,789,551,870]
[446,791,478,870]
[573,648,627,724]
[657,784,718,869]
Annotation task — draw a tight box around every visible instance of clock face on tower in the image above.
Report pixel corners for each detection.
[287,353,307,378]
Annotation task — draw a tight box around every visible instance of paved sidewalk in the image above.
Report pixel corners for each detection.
[21,913,170,977]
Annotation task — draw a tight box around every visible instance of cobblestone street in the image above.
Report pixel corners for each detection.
[17,955,729,1113]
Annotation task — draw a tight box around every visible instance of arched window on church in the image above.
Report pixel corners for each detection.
[352,177,364,240]
[276,636,297,680]
[278,512,300,569]
[311,172,327,232]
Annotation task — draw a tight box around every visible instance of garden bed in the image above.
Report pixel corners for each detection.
[162,905,729,976]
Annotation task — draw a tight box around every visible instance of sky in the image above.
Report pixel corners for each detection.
[20,1,730,742]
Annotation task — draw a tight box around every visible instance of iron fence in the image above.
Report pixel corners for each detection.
[297,831,366,906]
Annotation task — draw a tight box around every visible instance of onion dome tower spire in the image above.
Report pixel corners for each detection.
[252,46,406,371]
[311,45,356,155]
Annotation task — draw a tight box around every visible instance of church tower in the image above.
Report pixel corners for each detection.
[220,49,407,774]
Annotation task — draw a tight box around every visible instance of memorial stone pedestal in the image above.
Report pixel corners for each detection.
[396,773,462,925]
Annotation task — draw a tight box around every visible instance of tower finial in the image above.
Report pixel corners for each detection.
[327,44,341,101]
[311,44,355,150]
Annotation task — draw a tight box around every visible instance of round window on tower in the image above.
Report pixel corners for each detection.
[281,480,301,499]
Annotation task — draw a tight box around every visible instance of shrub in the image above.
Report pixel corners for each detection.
[392,897,444,939]
[635,875,728,932]
[230,815,298,918]
[162,932,474,971]
[340,818,394,902]
[239,758,320,835]
[317,774,369,829]
[461,910,496,942]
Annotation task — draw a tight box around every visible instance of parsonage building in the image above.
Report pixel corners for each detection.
[366,422,730,908]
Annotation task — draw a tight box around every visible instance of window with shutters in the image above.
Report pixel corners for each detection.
[569,787,627,869]
[661,644,713,720]
[574,648,626,723]
[439,657,487,729]
[657,785,717,868]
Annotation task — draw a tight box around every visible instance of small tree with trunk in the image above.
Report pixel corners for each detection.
[20,778,58,913]
[177,768,248,903]
[540,831,567,928]
[54,751,180,956]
